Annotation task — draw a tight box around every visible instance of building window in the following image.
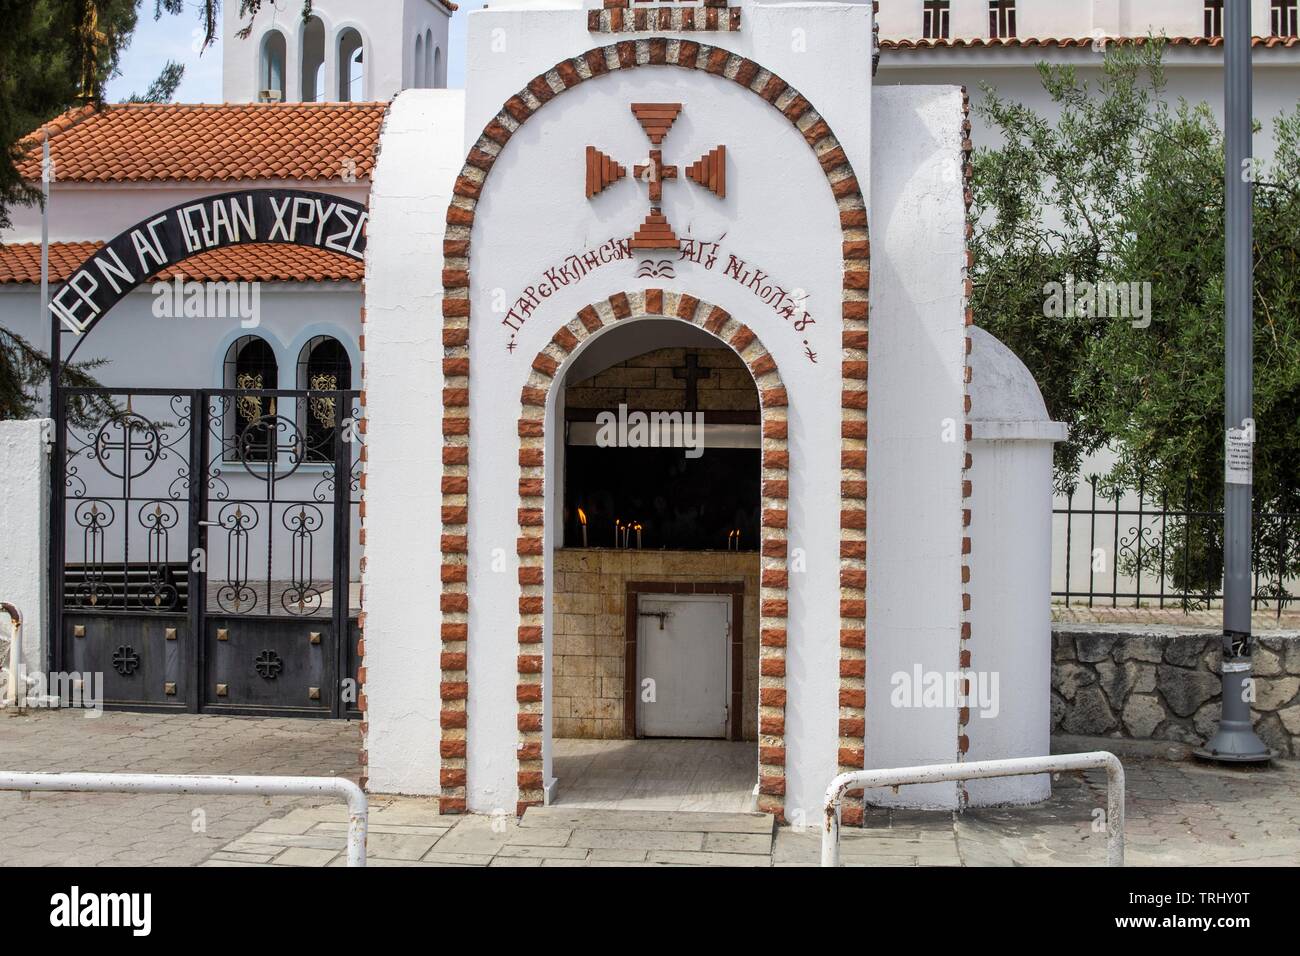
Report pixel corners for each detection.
[301,15,326,102]
[923,1,951,39]
[1205,0,1224,37]
[338,29,364,100]
[1273,0,1299,36]
[425,29,435,88]
[989,0,1016,39]
[259,30,285,102]
[224,336,279,462]
[296,336,352,462]
[414,33,425,88]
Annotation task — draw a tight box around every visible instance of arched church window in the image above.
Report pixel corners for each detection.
[338,28,364,101]
[301,15,326,102]
[425,30,435,88]
[433,45,443,89]
[260,30,286,102]
[414,33,425,88]
[297,336,352,463]
[224,335,279,463]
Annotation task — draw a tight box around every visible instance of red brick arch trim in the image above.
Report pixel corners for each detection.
[516,290,790,817]
[958,89,976,804]
[437,39,869,822]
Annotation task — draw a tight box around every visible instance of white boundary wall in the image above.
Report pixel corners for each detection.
[0,420,51,676]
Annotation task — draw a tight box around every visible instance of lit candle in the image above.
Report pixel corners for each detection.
[635,522,642,549]
[577,507,588,548]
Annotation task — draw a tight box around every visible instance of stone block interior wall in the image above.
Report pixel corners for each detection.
[567,346,757,413]
[1052,627,1300,757]
[552,548,759,740]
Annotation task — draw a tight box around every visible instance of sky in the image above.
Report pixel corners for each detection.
[104,0,485,103]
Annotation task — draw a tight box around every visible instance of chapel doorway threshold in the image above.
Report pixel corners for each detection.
[550,738,756,813]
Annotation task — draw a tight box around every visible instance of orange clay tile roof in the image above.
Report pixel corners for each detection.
[15,102,387,184]
[0,241,362,285]
[881,35,1300,51]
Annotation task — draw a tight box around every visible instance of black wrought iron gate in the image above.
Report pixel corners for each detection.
[51,387,362,717]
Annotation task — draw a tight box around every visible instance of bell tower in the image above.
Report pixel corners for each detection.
[221,0,454,104]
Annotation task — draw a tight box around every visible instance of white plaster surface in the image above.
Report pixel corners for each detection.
[965,327,1062,805]
[361,90,465,794]
[0,419,51,676]
[874,0,1279,40]
[864,85,969,809]
[460,5,874,816]
[221,0,451,104]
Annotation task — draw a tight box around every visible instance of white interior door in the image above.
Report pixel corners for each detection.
[636,594,730,738]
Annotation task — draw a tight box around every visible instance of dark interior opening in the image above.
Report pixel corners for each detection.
[560,333,762,552]
[564,444,759,551]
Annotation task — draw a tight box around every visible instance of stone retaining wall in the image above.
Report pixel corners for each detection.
[1052,626,1300,757]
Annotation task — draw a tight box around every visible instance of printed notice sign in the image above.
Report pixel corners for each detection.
[1226,425,1254,486]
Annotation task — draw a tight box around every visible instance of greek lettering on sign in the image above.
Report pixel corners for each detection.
[48,189,367,338]
[502,237,820,364]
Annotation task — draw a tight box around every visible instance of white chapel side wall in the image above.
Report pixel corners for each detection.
[462,4,872,816]
[866,85,969,809]
[363,89,465,793]
[0,419,51,682]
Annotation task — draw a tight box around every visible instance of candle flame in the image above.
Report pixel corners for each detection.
[577,507,587,525]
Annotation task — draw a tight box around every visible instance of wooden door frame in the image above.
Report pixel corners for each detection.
[624,581,745,741]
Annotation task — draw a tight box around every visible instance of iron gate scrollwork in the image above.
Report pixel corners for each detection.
[52,387,362,717]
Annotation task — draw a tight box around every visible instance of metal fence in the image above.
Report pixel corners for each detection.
[1053,477,1299,617]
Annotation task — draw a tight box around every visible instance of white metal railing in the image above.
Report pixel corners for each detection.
[822,751,1125,867]
[0,771,368,866]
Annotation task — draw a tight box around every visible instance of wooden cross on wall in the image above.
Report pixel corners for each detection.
[586,103,728,251]
[673,353,714,412]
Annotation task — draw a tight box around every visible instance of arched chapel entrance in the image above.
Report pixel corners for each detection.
[532,299,783,810]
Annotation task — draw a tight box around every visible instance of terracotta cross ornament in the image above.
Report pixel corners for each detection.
[585,103,727,251]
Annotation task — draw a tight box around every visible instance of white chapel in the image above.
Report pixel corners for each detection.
[0,0,1069,825]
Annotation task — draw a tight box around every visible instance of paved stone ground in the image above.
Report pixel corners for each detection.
[209,742,1300,867]
[208,757,1300,867]
[0,709,359,867]
[552,738,756,812]
[4,710,1298,867]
